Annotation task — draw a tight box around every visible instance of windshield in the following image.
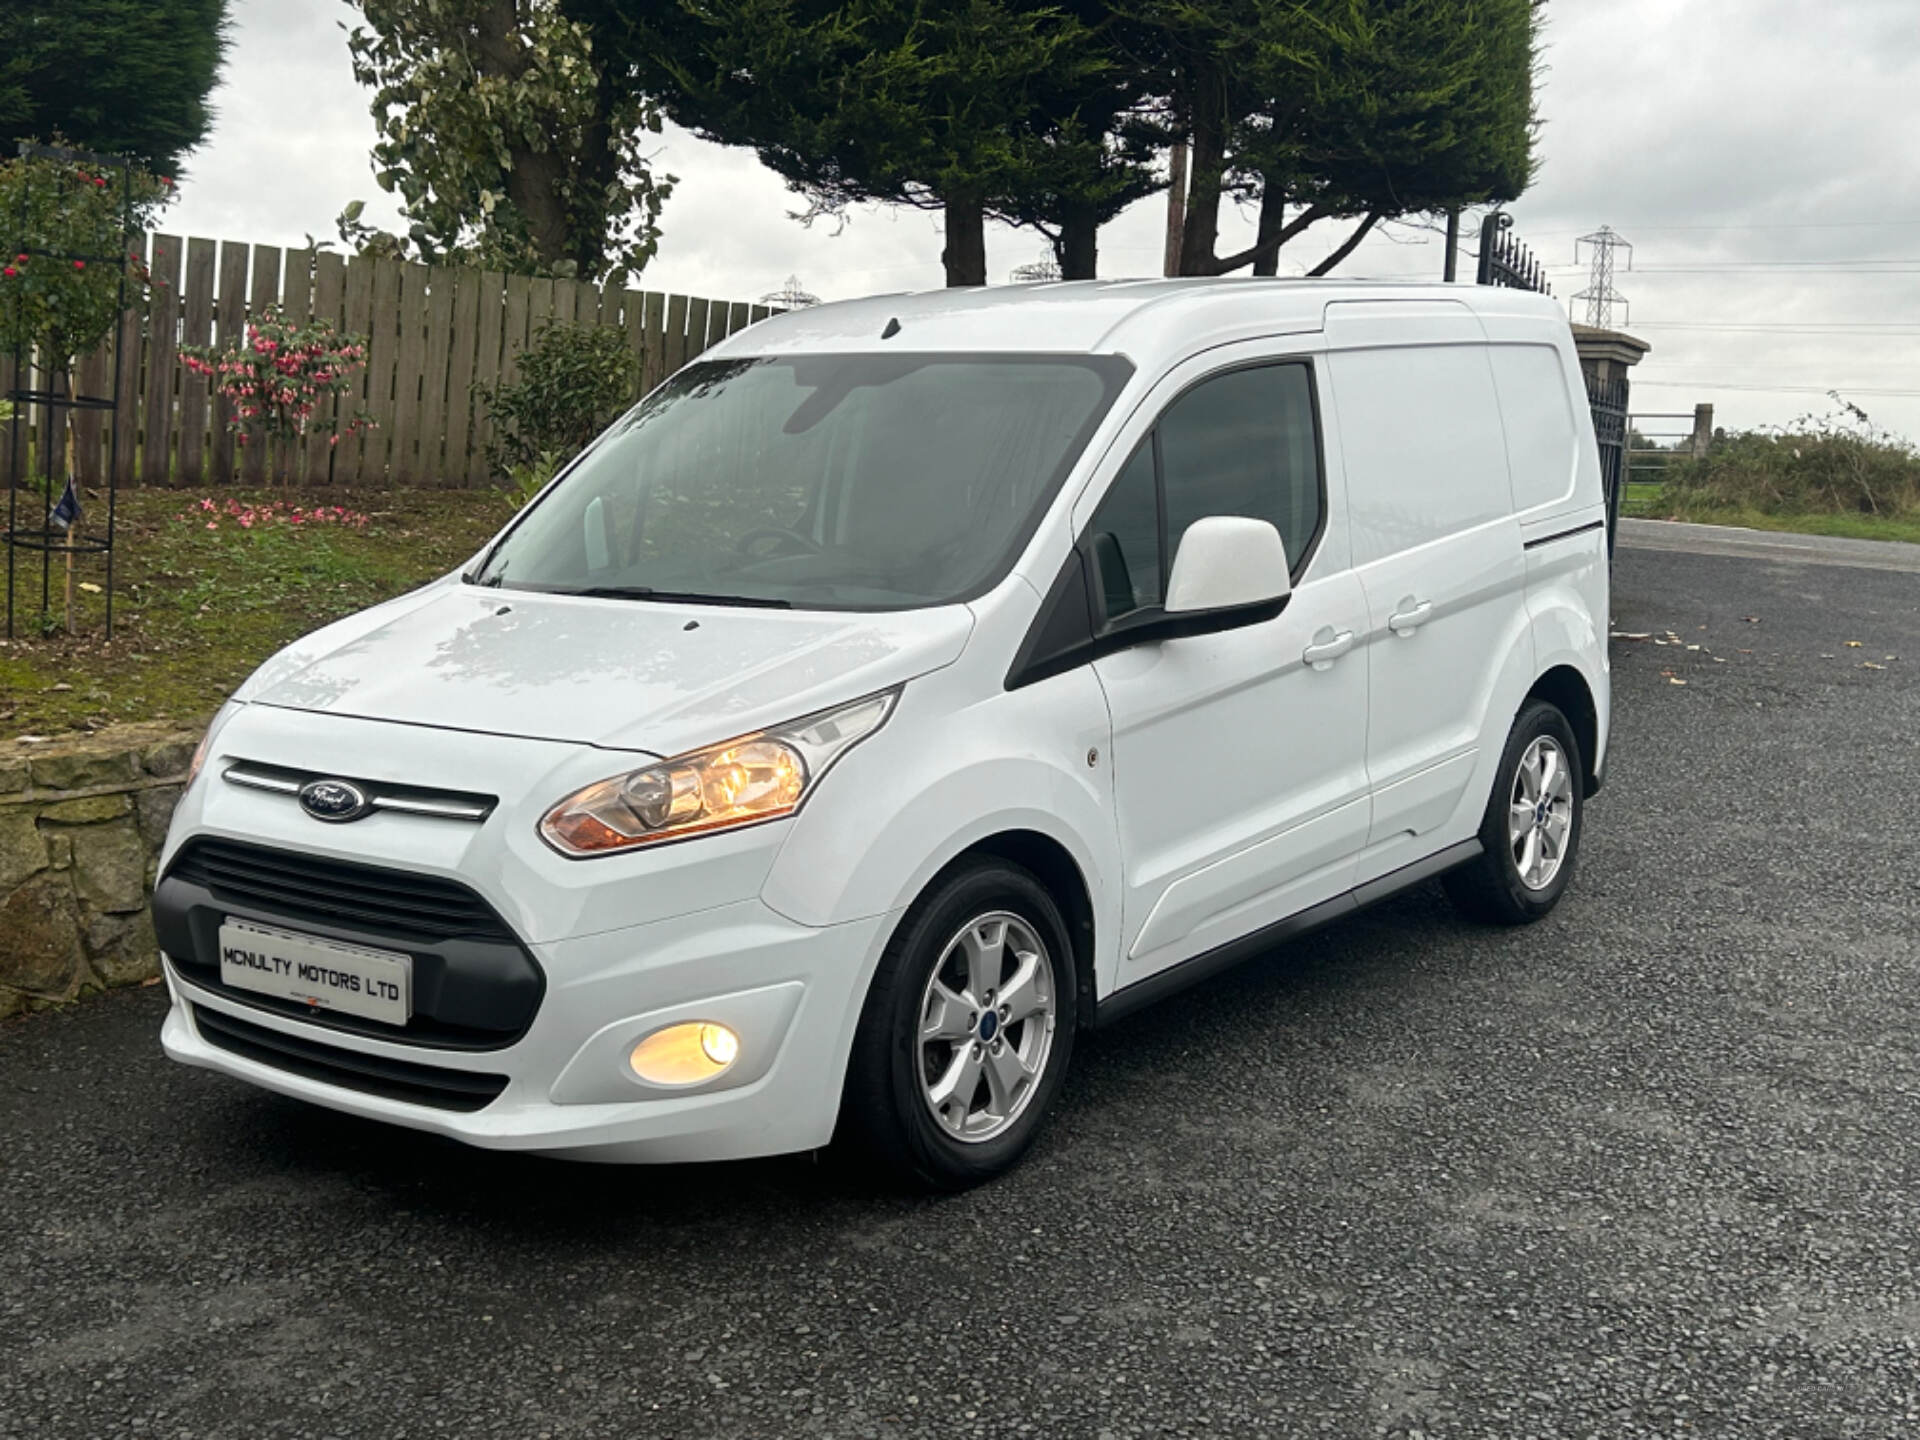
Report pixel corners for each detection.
[471,352,1131,609]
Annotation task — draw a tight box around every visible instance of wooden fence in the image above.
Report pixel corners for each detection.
[0,234,777,489]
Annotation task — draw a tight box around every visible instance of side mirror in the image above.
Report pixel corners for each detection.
[1165,516,1291,614]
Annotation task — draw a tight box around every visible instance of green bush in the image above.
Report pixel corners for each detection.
[475,322,639,479]
[1661,397,1920,518]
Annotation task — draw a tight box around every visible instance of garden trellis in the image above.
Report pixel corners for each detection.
[2,141,149,640]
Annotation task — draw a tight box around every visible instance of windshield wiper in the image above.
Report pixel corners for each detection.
[570,585,793,609]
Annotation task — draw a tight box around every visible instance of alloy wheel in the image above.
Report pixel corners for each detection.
[1508,734,1574,891]
[916,911,1057,1143]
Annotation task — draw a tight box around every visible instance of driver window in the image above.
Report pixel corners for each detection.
[1085,361,1322,625]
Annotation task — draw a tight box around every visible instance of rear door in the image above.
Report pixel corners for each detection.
[1322,302,1531,879]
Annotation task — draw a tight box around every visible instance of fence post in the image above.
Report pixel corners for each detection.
[1691,403,1714,460]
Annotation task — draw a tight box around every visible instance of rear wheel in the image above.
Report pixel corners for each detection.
[1443,699,1584,925]
[839,859,1077,1190]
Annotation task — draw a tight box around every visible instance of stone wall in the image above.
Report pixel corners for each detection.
[1,724,197,1018]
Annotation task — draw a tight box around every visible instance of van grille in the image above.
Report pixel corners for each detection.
[194,1005,508,1112]
[167,838,516,945]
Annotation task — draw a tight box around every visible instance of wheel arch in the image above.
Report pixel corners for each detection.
[937,830,1098,1027]
[1527,664,1602,796]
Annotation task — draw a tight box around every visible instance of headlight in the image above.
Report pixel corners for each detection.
[188,701,242,788]
[539,689,899,857]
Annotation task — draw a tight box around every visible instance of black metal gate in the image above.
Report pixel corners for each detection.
[1476,212,1552,295]
[1586,373,1628,554]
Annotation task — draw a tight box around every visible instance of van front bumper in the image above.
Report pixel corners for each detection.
[160,898,895,1163]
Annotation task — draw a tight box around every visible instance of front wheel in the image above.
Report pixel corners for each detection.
[839,860,1078,1190]
[1443,699,1584,925]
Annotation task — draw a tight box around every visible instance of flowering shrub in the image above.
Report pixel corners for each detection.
[0,149,172,370]
[177,497,372,532]
[180,305,374,479]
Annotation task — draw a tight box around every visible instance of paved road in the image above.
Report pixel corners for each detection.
[1619,516,1920,573]
[5,536,1919,1439]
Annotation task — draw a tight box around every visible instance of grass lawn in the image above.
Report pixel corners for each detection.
[2,486,519,741]
[1621,484,1920,545]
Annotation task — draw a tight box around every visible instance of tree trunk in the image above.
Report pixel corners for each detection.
[942,191,987,287]
[1176,67,1227,277]
[475,0,579,272]
[1251,184,1285,278]
[1308,212,1382,276]
[1059,203,1098,280]
[1162,142,1187,276]
[1208,201,1332,276]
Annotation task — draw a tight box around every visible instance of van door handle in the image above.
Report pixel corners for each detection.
[1387,599,1433,635]
[1302,627,1355,669]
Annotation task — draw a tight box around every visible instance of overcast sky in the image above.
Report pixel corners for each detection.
[166,0,1920,440]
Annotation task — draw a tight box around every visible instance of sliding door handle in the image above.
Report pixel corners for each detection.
[1387,598,1433,635]
[1302,627,1355,669]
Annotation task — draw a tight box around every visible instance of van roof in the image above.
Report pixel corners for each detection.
[704,277,1568,367]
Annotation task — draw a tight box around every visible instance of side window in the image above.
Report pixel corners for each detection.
[1084,440,1161,621]
[1160,364,1322,574]
[1083,362,1322,625]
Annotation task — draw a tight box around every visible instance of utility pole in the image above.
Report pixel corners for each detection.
[1574,226,1634,328]
[1163,142,1188,277]
[1443,207,1460,282]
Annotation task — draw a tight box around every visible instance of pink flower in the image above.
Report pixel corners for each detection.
[73,260,85,271]
[206,520,218,530]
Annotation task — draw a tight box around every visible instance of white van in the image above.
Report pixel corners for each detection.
[154,279,1609,1188]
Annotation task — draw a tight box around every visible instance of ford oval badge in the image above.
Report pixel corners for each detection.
[298,778,372,823]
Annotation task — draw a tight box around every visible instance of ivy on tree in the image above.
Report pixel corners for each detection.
[343,0,674,284]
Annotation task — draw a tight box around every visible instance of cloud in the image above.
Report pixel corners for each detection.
[165,0,1920,438]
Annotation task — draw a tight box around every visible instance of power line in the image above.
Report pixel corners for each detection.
[1522,220,1920,237]
[1630,321,1920,331]
[1632,380,1920,397]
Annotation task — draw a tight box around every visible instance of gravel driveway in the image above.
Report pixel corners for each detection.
[4,532,1918,1439]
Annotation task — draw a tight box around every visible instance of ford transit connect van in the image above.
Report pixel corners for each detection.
[155,279,1609,1189]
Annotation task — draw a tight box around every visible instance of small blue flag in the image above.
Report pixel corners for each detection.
[49,476,82,532]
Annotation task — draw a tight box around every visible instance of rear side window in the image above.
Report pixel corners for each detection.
[1084,362,1323,623]
[1488,344,1578,512]
[1329,344,1513,566]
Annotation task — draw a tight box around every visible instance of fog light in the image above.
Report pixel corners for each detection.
[698,1023,738,1066]
[628,1021,741,1086]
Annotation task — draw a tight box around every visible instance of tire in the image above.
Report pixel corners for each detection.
[839,859,1078,1191]
[1442,699,1585,926]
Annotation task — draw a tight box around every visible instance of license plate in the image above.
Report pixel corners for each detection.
[218,919,411,1027]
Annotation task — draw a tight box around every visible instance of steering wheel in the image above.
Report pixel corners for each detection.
[734,526,823,559]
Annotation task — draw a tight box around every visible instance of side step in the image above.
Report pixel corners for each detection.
[1090,839,1482,1029]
